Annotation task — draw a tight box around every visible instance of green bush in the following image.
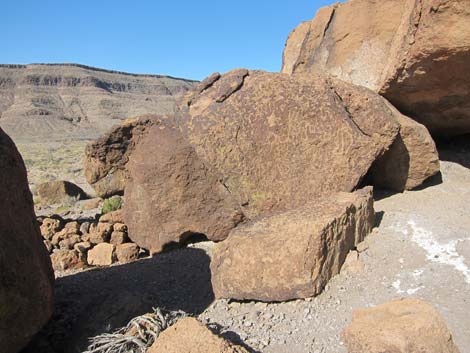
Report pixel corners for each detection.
[101,196,123,214]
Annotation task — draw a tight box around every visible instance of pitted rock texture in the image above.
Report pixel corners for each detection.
[0,128,54,353]
[179,69,398,218]
[342,298,461,353]
[210,187,374,302]
[84,115,161,197]
[282,0,470,136]
[36,180,87,204]
[148,317,250,353]
[0,64,196,141]
[124,120,244,254]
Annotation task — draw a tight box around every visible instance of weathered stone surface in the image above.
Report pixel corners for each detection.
[110,230,129,245]
[180,69,398,218]
[37,180,86,204]
[51,249,86,271]
[124,120,245,253]
[84,115,161,198]
[99,209,124,224]
[282,0,470,136]
[87,243,115,266]
[74,241,92,253]
[342,298,460,353]
[371,105,440,191]
[40,217,63,239]
[211,187,374,301]
[0,128,54,353]
[58,234,81,250]
[115,243,139,263]
[89,223,113,244]
[148,317,250,353]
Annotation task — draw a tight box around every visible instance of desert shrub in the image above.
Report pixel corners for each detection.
[101,196,123,214]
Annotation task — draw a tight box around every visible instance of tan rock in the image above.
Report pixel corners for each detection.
[110,230,129,245]
[113,222,127,232]
[64,221,80,234]
[84,116,161,198]
[43,239,53,253]
[58,233,81,250]
[282,0,470,136]
[40,217,62,239]
[148,317,249,353]
[179,69,399,219]
[342,298,461,353]
[87,243,115,266]
[115,243,139,263]
[80,197,103,210]
[124,120,245,253]
[371,107,440,191]
[342,250,365,274]
[99,209,124,223]
[51,249,86,272]
[74,241,92,253]
[89,222,113,244]
[210,187,374,301]
[36,180,86,204]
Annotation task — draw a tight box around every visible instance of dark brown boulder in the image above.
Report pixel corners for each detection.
[83,115,161,198]
[0,128,54,353]
[282,0,470,136]
[179,69,399,218]
[124,120,244,254]
[36,180,86,205]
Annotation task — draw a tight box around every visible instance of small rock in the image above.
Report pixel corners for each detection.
[87,243,115,266]
[113,222,127,232]
[40,217,63,239]
[58,234,81,250]
[110,230,129,245]
[74,241,92,253]
[51,249,86,271]
[115,243,139,263]
[43,239,53,253]
[99,210,124,224]
[80,221,90,235]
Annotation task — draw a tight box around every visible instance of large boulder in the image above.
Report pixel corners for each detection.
[282,0,470,136]
[148,317,250,353]
[342,298,460,353]
[83,115,161,198]
[210,187,374,302]
[124,119,245,253]
[36,180,86,205]
[0,128,54,353]
[179,69,399,219]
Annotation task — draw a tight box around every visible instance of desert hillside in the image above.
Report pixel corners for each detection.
[0,63,197,141]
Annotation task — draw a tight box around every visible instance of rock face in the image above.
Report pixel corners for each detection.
[36,180,87,204]
[371,106,440,191]
[180,69,399,219]
[0,64,197,141]
[211,187,374,302]
[124,120,244,253]
[342,298,461,353]
[0,128,54,353]
[148,317,250,353]
[84,115,161,197]
[282,0,470,136]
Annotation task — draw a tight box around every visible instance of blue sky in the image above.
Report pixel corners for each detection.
[1,1,334,80]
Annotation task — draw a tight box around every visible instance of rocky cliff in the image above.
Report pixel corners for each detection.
[0,64,197,141]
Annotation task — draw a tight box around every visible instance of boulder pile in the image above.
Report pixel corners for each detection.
[282,0,470,137]
[39,209,144,272]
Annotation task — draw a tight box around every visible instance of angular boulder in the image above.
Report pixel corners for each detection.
[37,180,86,204]
[124,120,244,253]
[371,106,440,191]
[282,0,470,136]
[148,317,250,353]
[87,243,115,266]
[342,298,460,353]
[210,187,374,302]
[179,69,399,218]
[84,115,161,198]
[0,128,54,353]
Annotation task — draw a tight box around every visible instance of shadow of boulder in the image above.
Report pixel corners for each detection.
[22,247,214,353]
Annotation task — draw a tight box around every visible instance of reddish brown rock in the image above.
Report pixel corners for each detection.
[51,249,86,271]
[99,209,124,223]
[282,0,470,136]
[84,115,161,198]
[87,243,115,266]
[40,217,63,239]
[211,187,374,301]
[115,243,139,263]
[180,69,398,218]
[371,105,440,191]
[124,120,245,253]
[58,233,81,250]
[37,180,86,204]
[148,317,250,353]
[342,298,460,353]
[110,230,129,245]
[89,222,113,244]
[0,128,54,353]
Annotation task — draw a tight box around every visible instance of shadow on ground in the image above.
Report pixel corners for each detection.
[436,134,470,169]
[22,247,214,353]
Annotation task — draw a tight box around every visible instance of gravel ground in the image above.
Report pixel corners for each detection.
[23,159,470,353]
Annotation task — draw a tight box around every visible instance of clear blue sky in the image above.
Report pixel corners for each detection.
[1,0,334,81]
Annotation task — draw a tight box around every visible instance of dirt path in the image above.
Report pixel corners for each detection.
[23,160,470,353]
